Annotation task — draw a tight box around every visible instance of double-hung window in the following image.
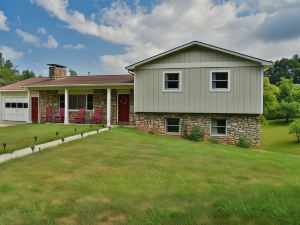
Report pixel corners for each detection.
[210,70,230,91]
[165,118,180,135]
[163,71,182,92]
[211,119,227,136]
[59,94,93,110]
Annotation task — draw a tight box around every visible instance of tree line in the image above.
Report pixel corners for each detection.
[263,54,300,122]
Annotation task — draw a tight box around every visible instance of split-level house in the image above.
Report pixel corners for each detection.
[0,41,272,148]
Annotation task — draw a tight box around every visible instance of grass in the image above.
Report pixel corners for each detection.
[261,119,300,155]
[1,127,300,224]
[0,123,103,154]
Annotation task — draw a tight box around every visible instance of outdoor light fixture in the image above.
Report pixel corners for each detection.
[31,146,35,152]
[3,143,7,151]
[34,136,37,142]
[97,129,99,133]
[56,132,59,137]
[61,138,64,143]
[81,133,83,137]
[74,128,77,133]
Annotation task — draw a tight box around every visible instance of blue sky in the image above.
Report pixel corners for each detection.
[0,0,300,76]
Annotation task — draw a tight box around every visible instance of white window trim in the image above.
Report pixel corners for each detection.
[165,118,181,135]
[162,71,182,92]
[60,94,94,111]
[210,119,228,137]
[210,70,230,92]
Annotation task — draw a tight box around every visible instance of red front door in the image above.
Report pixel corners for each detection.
[31,97,38,123]
[118,94,130,123]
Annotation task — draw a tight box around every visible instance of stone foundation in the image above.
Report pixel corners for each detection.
[135,113,260,149]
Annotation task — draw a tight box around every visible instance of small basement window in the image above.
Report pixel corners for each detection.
[211,119,227,136]
[210,71,230,91]
[163,71,181,91]
[165,118,180,134]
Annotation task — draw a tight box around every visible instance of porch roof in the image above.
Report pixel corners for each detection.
[22,74,134,88]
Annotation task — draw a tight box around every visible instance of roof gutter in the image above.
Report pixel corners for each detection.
[22,82,134,88]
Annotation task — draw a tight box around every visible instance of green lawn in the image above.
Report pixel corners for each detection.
[261,119,300,155]
[1,127,300,225]
[0,123,102,154]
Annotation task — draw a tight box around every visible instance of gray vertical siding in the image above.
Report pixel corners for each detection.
[134,46,263,114]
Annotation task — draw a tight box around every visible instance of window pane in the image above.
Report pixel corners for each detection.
[215,81,228,89]
[69,95,77,109]
[87,94,93,110]
[167,81,179,89]
[212,72,228,80]
[167,126,179,133]
[5,103,11,108]
[59,95,65,108]
[167,118,179,126]
[78,95,86,109]
[217,127,226,134]
[17,103,23,108]
[211,127,218,135]
[217,119,226,127]
[11,103,16,108]
[24,103,28,108]
[166,73,179,81]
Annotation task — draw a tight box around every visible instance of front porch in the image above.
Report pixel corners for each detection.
[27,88,134,127]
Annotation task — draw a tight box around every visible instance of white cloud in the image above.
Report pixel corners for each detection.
[0,10,9,31]
[32,0,300,73]
[42,35,58,48]
[63,43,86,49]
[0,46,23,60]
[16,28,40,45]
[37,27,47,35]
[16,28,58,48]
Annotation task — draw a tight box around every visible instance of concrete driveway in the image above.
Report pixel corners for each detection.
[0,121,26,127]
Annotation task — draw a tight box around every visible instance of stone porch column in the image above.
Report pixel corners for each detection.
[27,90,32,123]
[107,88,111,127]
[64,89,69,124]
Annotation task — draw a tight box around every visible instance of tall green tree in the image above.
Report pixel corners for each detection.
[263,77,279,118]
[69,69,78,76]
[0,53,19,86]
[20,70,36,80]
[277,78,300,122]
[265,54,300,84]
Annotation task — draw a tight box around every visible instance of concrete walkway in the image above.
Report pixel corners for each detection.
[0,121,26,127]
[0,127,109,164]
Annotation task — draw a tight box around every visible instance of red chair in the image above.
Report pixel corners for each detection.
[89,107,102,124]
[54,108,65,123]
[41,106,53,122]
[73,108,86,123]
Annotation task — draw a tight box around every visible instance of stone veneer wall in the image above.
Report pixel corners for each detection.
[49,67,67,80]
[39,90,60,120]
[135,113,260,148]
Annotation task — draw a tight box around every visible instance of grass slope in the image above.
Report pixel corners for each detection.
[1,127,300,225]
[261,119,300,155]
[0,124,102,154]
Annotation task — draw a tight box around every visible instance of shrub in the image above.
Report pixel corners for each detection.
[189,125,203,141]
[210,138,219,144]
[260,115,269,126]
[238,135,251,148]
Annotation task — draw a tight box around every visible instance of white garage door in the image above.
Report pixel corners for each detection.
[3,97,29,121]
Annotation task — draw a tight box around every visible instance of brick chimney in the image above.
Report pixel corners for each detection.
[47,64,67,80]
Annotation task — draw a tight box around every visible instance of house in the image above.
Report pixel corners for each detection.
[0,41,272,148]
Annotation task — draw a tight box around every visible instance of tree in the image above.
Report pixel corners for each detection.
[289,120,300,142]
[20,70,36,80]
[265,54,300,84]
[277,78,300,122]
[263,77,279,118]
[69,69,77,76]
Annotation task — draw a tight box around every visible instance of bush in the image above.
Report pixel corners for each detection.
[260,115,269,126]
[238,135,251,148]
[189,125,203,141]
[210,138,219,144]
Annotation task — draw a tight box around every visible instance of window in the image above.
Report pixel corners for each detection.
[69,95,86,110]
[17,103,23,108]
[87,94,93,110]
[211,119,227,136]
[163,71,182,91]
[11,103,16,108]
[210,71,230,91]
[165,118,180,134]
[59,95,65,108]
[24,103,28,108]
[5,102,11,108]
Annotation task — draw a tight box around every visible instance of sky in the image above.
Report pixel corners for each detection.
[0,0,300,76]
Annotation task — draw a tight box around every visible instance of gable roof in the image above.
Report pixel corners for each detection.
[23,74,134,88]
[125,41,273,70]
[0,77,50,92]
